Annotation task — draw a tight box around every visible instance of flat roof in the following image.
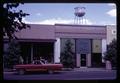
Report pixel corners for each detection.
[55,24,106,28]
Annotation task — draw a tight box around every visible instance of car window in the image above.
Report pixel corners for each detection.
[32,60,41,64]
[32,58,48,64]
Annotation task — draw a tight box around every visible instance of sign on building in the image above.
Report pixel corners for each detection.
[92,39,102,53]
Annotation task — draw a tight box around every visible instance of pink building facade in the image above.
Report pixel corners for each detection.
[4,24,107,68]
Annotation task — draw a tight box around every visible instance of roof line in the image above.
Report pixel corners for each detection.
[55,24,106,27]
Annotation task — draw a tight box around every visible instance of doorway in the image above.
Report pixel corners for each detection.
[80,54,87,67]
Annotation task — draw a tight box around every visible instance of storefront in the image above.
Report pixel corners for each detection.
[55,24,106,67]
[20,41,54,64]
[3,24,107,68]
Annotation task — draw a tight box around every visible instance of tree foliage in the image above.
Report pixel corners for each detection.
[1,3,30,40]
[4,39,21,68]
[1,3,29,69]
[60,39,75,68]
[104,39,117,68]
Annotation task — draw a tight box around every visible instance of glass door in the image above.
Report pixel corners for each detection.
[80,54,86,67]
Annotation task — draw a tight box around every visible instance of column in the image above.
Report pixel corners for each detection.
[76,54,80,67]
[87,54,91,67]
[31,44,33,63]
[102,39,107,63]
[54,38,60,63]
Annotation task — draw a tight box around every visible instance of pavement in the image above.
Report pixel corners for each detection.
[73,67,115,71]
[3,68,117,80]
[3,67,116,74]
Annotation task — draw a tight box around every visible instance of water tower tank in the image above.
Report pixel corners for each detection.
[74,7,85,17]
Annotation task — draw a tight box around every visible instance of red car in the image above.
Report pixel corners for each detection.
[14,60,63,75]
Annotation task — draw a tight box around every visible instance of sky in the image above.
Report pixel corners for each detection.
[15,3,116,25]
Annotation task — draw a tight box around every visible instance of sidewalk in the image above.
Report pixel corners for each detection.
[3,67,116,74]
[60,67,116,73]
[73,67,116,72]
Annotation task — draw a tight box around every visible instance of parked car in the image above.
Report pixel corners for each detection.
[14,59,63,75]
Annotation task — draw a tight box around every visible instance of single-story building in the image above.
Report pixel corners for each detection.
[3,24,116,68]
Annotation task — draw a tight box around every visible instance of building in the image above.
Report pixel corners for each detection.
[3,24,116,68]
[106,25,117,45]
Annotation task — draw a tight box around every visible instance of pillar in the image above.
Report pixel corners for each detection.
[87,54,91,67]
[31,44,33,63]
[76,54,80,67]
[102,39,107,63]
[54,38,60,63]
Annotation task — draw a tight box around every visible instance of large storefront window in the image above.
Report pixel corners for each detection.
[33,42,54,63]
[76,39,91,54]
[20,42,54,64]
[91,39,102,67]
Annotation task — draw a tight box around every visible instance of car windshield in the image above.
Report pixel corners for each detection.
[32,59,48,64]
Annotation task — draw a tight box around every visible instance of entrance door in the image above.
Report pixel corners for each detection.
[80,54,86,67]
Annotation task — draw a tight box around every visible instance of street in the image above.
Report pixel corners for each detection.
[3,68,116,80]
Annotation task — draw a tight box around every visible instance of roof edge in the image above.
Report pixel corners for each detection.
[55,24,106,27]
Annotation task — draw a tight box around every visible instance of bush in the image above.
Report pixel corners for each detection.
[104,39,117,69]
[60,39,75,68]
[3,39,21,68]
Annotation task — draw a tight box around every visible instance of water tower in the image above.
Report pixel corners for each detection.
[74,7,86,24]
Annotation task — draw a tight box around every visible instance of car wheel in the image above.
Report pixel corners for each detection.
[48,70,53,74]
[18,69,25,75]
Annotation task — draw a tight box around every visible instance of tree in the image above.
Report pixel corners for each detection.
[104,39,117,69]
[60,39,75,68]
[1,3,30,63]
[0,2,29,79]
[4,39,21,68]
[1,3,30,40]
